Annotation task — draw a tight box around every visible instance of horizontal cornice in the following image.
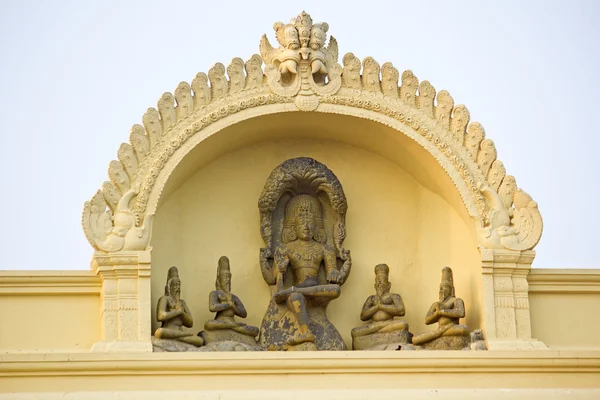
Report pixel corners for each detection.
[0,270,100,295]
[1,351,600,376]
[528,268,600,294]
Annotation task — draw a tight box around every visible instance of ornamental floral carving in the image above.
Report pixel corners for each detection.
[81,11,543,254]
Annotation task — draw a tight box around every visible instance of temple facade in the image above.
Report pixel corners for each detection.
[1,11,599,399]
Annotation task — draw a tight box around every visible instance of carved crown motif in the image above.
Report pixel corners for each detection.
[260,11,341,110]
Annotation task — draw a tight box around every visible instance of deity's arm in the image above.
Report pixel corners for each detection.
[231,294,248,318]
[260,247,276,285]
[360,295,379,321]
[274,246,290,273]
[208,290,232,312]
[180,300,194,328]
[156,296,182,322]
[324,245,341,283]
[439,297,466,319]
[274,245,290,291]
[378,293,406,317]
[323,245,337,274]
[424,301,441,325]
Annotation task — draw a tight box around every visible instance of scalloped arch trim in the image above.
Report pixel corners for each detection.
[82,11,542,254]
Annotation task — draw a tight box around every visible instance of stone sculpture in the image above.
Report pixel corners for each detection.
[351,264,412,350]
[258,157,351,351]
[200,256,261,350]
[259,11,342,111]
[152,266,204,352]
[82,185,154,252]
[270,194,342,348]
[412,267,470,350]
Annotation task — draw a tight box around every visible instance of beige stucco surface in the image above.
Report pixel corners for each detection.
[530,293,600,350]
[3,390,600,400]
[150,130,482,345]
[530,292,600,350]
[1,351,599,398]
[528,269,600,350]
[0,294,100,353]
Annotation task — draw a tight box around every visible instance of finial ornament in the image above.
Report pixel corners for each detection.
[260,11,342,111]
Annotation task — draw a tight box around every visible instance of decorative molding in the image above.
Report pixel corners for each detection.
[528,269,600,294]
[0,271,100,295]
[81,11,543,255]
[2,390,599,400]
[1,351,600,376]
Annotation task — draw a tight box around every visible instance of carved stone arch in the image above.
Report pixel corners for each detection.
[84,11,545,352]
[82,94,541,254]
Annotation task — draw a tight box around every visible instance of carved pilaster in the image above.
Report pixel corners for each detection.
[100,269,118,341]
[513,253,535,339]
[481,249,547,350]
[91,251,152,353]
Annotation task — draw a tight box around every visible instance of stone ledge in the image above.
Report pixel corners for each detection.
[0,270,100,295]
[2,350,600,375]
[2,351,599,394]
[528,269,600,294]
[1,389,600,400]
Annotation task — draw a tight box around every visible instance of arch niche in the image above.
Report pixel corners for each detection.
[83,11,545,352]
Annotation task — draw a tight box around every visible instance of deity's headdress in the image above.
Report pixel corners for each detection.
[215,256,232,292]
[440,266,455,297]
[282,194,326,243]
[374,264,390,278]
[165,266,180,296]
[294,11,313,48]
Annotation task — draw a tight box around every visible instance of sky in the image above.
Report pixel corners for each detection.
[0,1,598,270]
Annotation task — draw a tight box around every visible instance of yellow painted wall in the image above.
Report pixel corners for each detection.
[530,292,600,350]
[151,136,482,347]
[0,293,100,352]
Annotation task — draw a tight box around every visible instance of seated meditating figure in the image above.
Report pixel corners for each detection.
[412,267,470,350]
[153,267,204,351]
[351,264,412,350]
[201,256,259,346]
[270,194,342,348]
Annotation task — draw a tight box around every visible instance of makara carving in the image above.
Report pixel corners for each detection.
[412,267,471,350]
[258,157,351,350]
[477,182,543,251]
[351,264,412,350]
[82,185,154,252]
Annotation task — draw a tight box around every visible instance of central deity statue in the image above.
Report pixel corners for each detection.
[272,194,342,345]
[258,157,351,351]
